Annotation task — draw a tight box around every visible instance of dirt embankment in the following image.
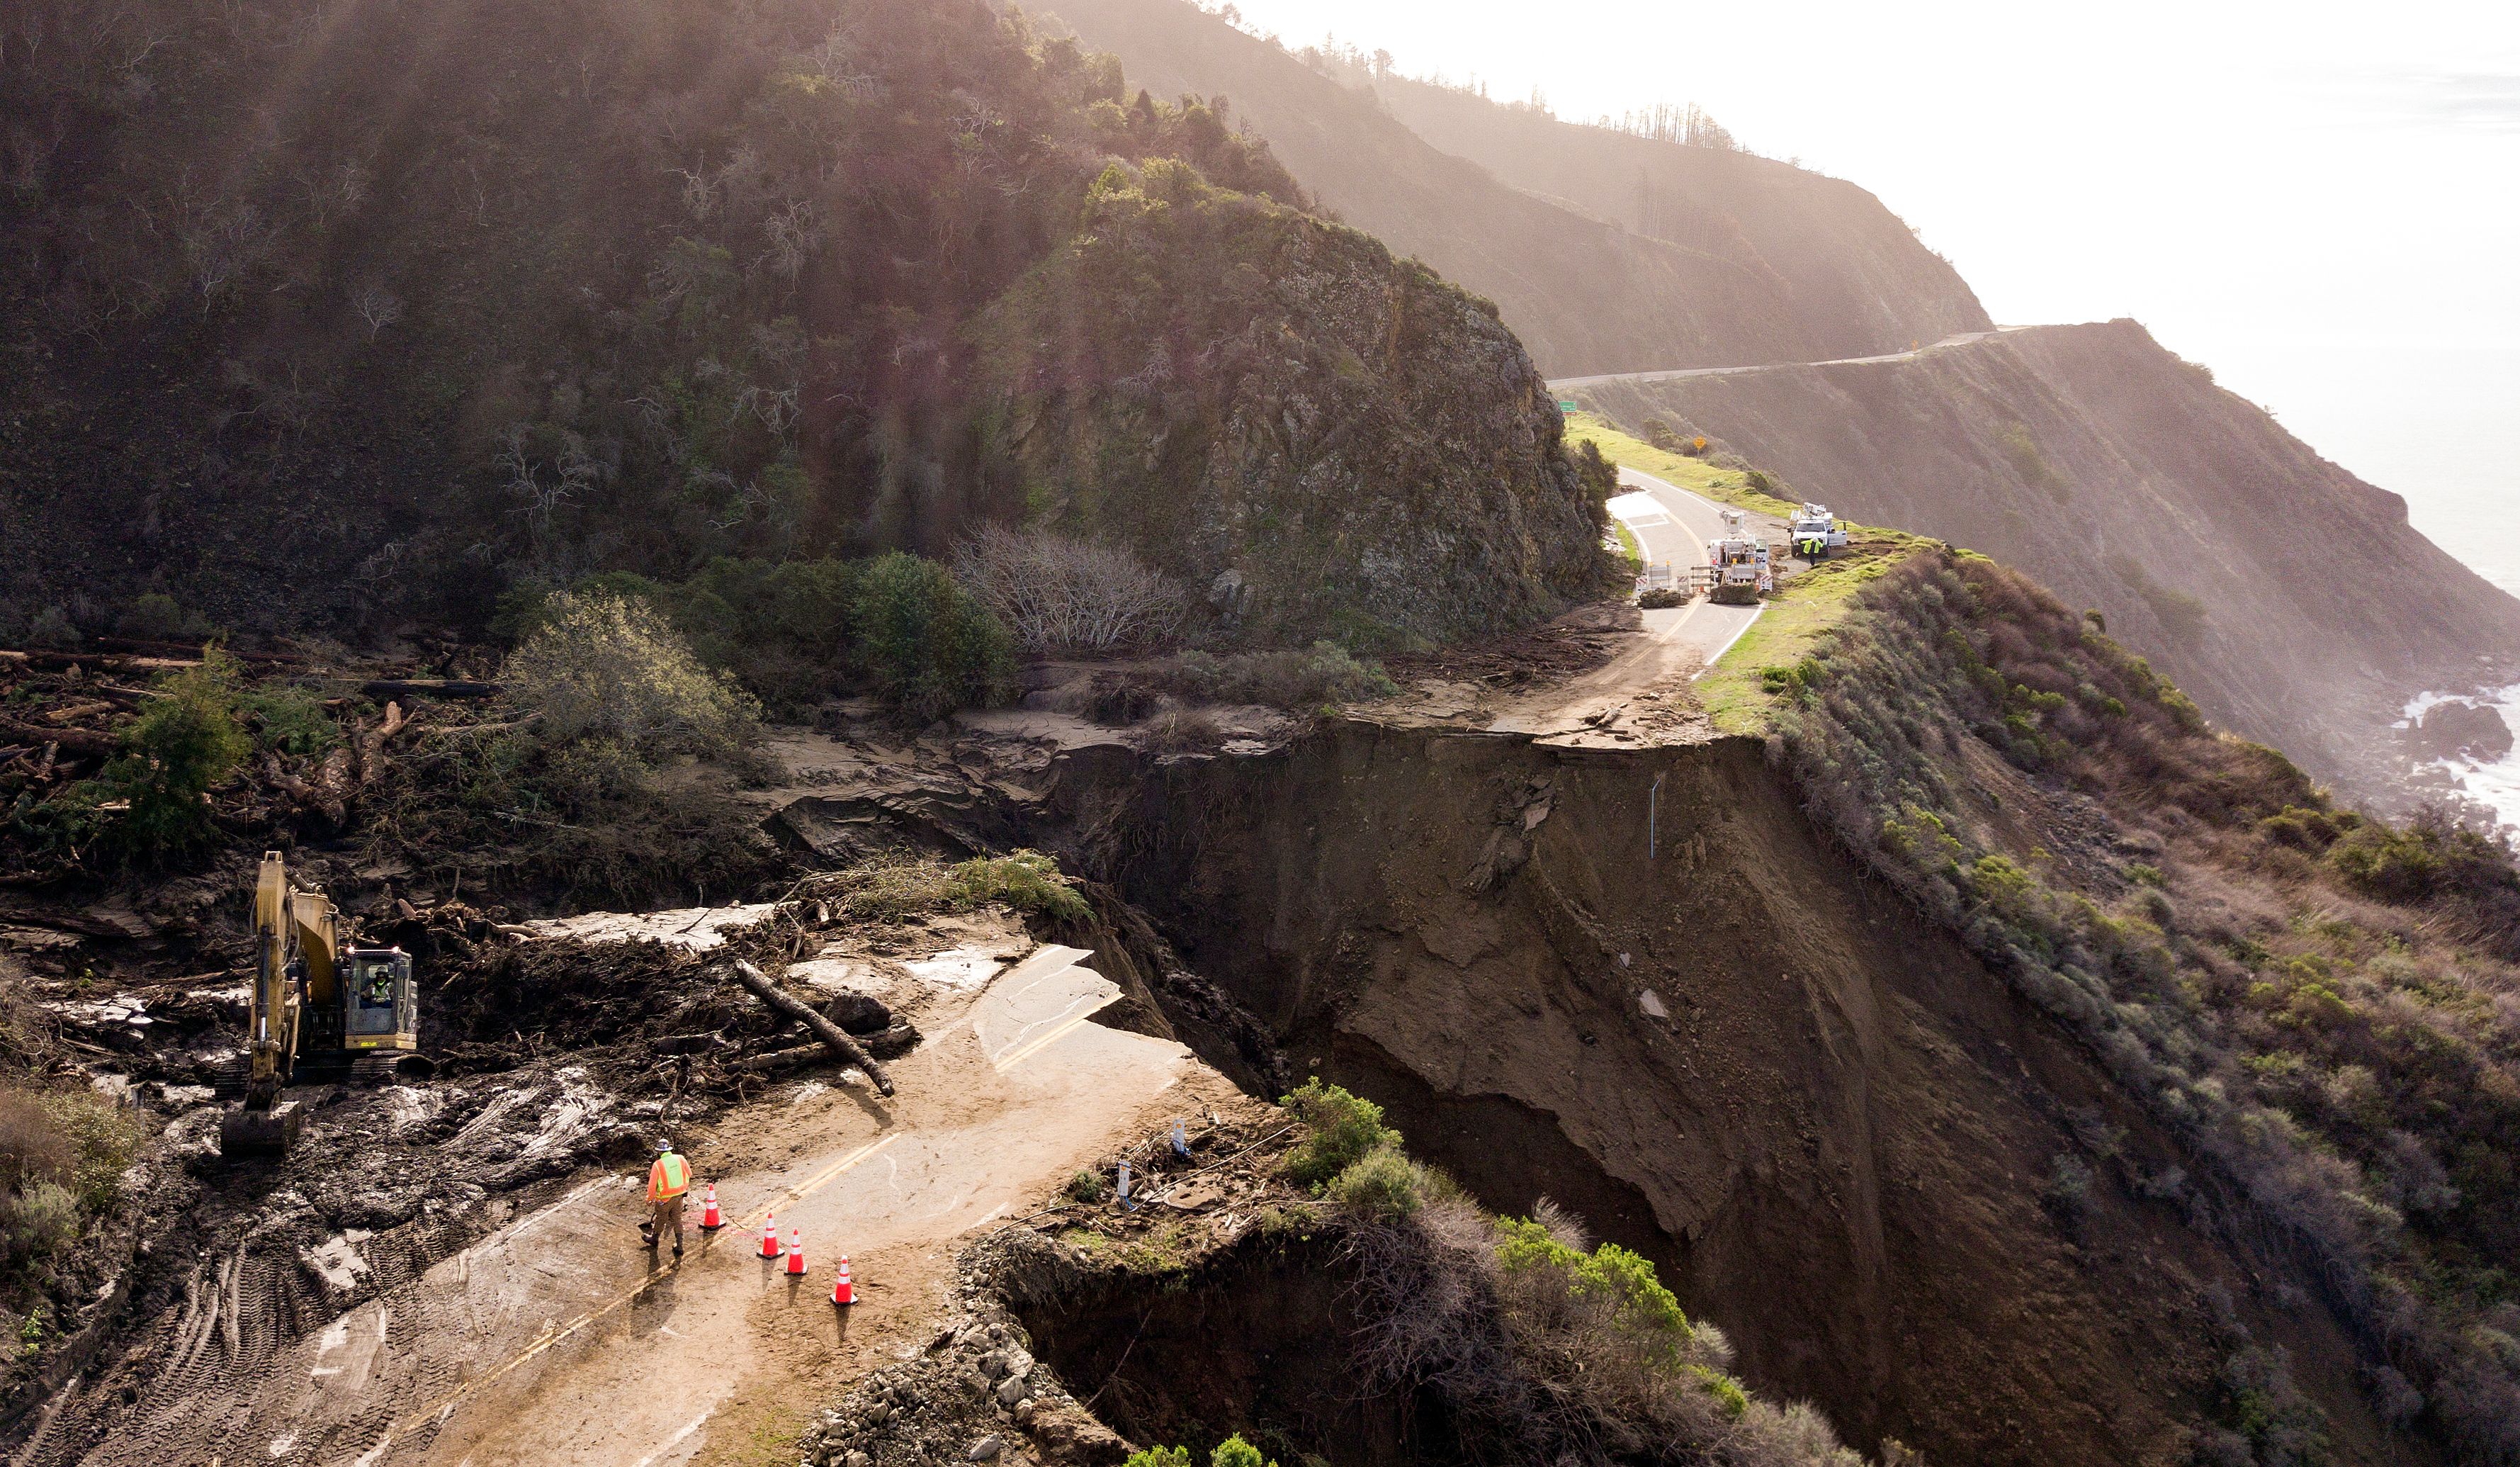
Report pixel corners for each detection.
[1031,721,2417,1466]
[1039,0,1989,378]
[1568,321,2520,809]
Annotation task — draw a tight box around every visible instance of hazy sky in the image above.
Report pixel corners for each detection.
[1211,0,2520,594]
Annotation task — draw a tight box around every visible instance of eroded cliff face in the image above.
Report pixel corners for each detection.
[1571,322,2520,806]
[1036,0,1991,377]
[1041,724,2416,1466]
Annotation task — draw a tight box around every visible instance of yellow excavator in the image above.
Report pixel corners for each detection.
[220,851,427,1156]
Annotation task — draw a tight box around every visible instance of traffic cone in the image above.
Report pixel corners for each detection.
[759,1211,781,1259]
[785,1227,807,1276]
[830,1255,854,1306]
[699,1184,723,1230]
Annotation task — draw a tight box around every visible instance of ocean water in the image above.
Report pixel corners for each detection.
[2400,687,2520,834]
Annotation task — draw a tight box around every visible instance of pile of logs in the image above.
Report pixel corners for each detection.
[0,644,497,870]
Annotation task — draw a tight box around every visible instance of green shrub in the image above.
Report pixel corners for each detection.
[2259,805,2346,851]
[1689,1364,1749,1420]
[1280,1079,1399,1189]
[1210,1436,1275,1467]
[501,590,759,754]
[1328,1147,1421,1222]
[798,849,1089,924]
[115,592,210,641]
[53,651,252,860]
[2326,812,2516,908]
[947,850,1090,922]
[0,1184,79,1273]
[26,607,79,649]
[849,552,1017,722]
[1066,1168,1109,1203]
[239,684,339,757]
[40,1091,140,1213]
[1121,1450,1192,1467]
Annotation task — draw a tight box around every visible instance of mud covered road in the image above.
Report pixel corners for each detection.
[28,945,1224,1466]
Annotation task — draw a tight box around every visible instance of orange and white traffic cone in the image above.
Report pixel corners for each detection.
[785,1227,807,1276]
[759,1211,781,1259]
[699,1184,723,1230]
[831,1255,854,1306]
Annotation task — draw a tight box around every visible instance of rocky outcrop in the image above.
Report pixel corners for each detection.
[2411,699,2516,765]
[1569,321,2520,804]
[1038,0,1992,377]
[978,164,1616,646]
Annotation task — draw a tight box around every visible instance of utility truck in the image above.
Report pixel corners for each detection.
[1707,510,1774,605]
[1790,502,1848,561]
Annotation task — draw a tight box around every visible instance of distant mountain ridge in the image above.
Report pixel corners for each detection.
[1035,0,1993,376]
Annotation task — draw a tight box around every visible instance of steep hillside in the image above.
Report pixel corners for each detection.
[1567,322,2520,806]
[0,0,1600,646]
[1024,549,2520,1465]
[1034,0,1991,376]
[1363,72,1993,359]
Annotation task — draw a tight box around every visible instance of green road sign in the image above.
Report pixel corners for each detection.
[1556,400,1578,410]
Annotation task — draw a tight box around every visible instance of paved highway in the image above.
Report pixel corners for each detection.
[1608,465,1765,675]
[1547,329,2016,393]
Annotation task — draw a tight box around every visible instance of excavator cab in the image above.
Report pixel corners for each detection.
[340,948,419,1056]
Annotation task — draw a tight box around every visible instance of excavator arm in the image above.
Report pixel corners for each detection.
[220,852,320,1154]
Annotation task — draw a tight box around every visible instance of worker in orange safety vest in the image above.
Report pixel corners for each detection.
[641,1139,691,1257]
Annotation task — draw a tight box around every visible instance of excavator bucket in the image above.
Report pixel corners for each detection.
[219,1101,303,1157]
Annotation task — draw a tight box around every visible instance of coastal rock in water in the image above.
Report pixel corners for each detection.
[2411,700,2514,764]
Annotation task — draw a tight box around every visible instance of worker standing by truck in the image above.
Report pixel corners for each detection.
[643,1139,690,1257]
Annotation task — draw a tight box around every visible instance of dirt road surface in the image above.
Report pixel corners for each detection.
[1474,468,1772,744]
[58,946,1221,1467]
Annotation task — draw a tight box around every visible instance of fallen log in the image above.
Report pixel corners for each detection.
[724,959,893,1096]
[354,701,409,789]
[731,1042,835,1075]
[85,636,300,663]
[309,746,353,827]
[359,679,501,701]
[0,717,115,758]
[0,649,197,673]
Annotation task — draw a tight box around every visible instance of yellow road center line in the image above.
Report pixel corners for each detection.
[991,999,1117,1074]
[371,1253,678,1451]
[983,989,1105,1068]
[735,1132,900,1230]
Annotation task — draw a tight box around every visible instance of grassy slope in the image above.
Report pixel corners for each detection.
[1766,549,2520,1461]
[1564,410,1931,733]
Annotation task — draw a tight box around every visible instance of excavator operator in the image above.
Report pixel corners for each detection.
[643,1138,690,1257]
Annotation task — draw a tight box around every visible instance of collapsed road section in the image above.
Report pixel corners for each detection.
[9,897,1236,1466]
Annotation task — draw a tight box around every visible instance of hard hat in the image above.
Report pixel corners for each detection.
[657,1139,675,1153]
